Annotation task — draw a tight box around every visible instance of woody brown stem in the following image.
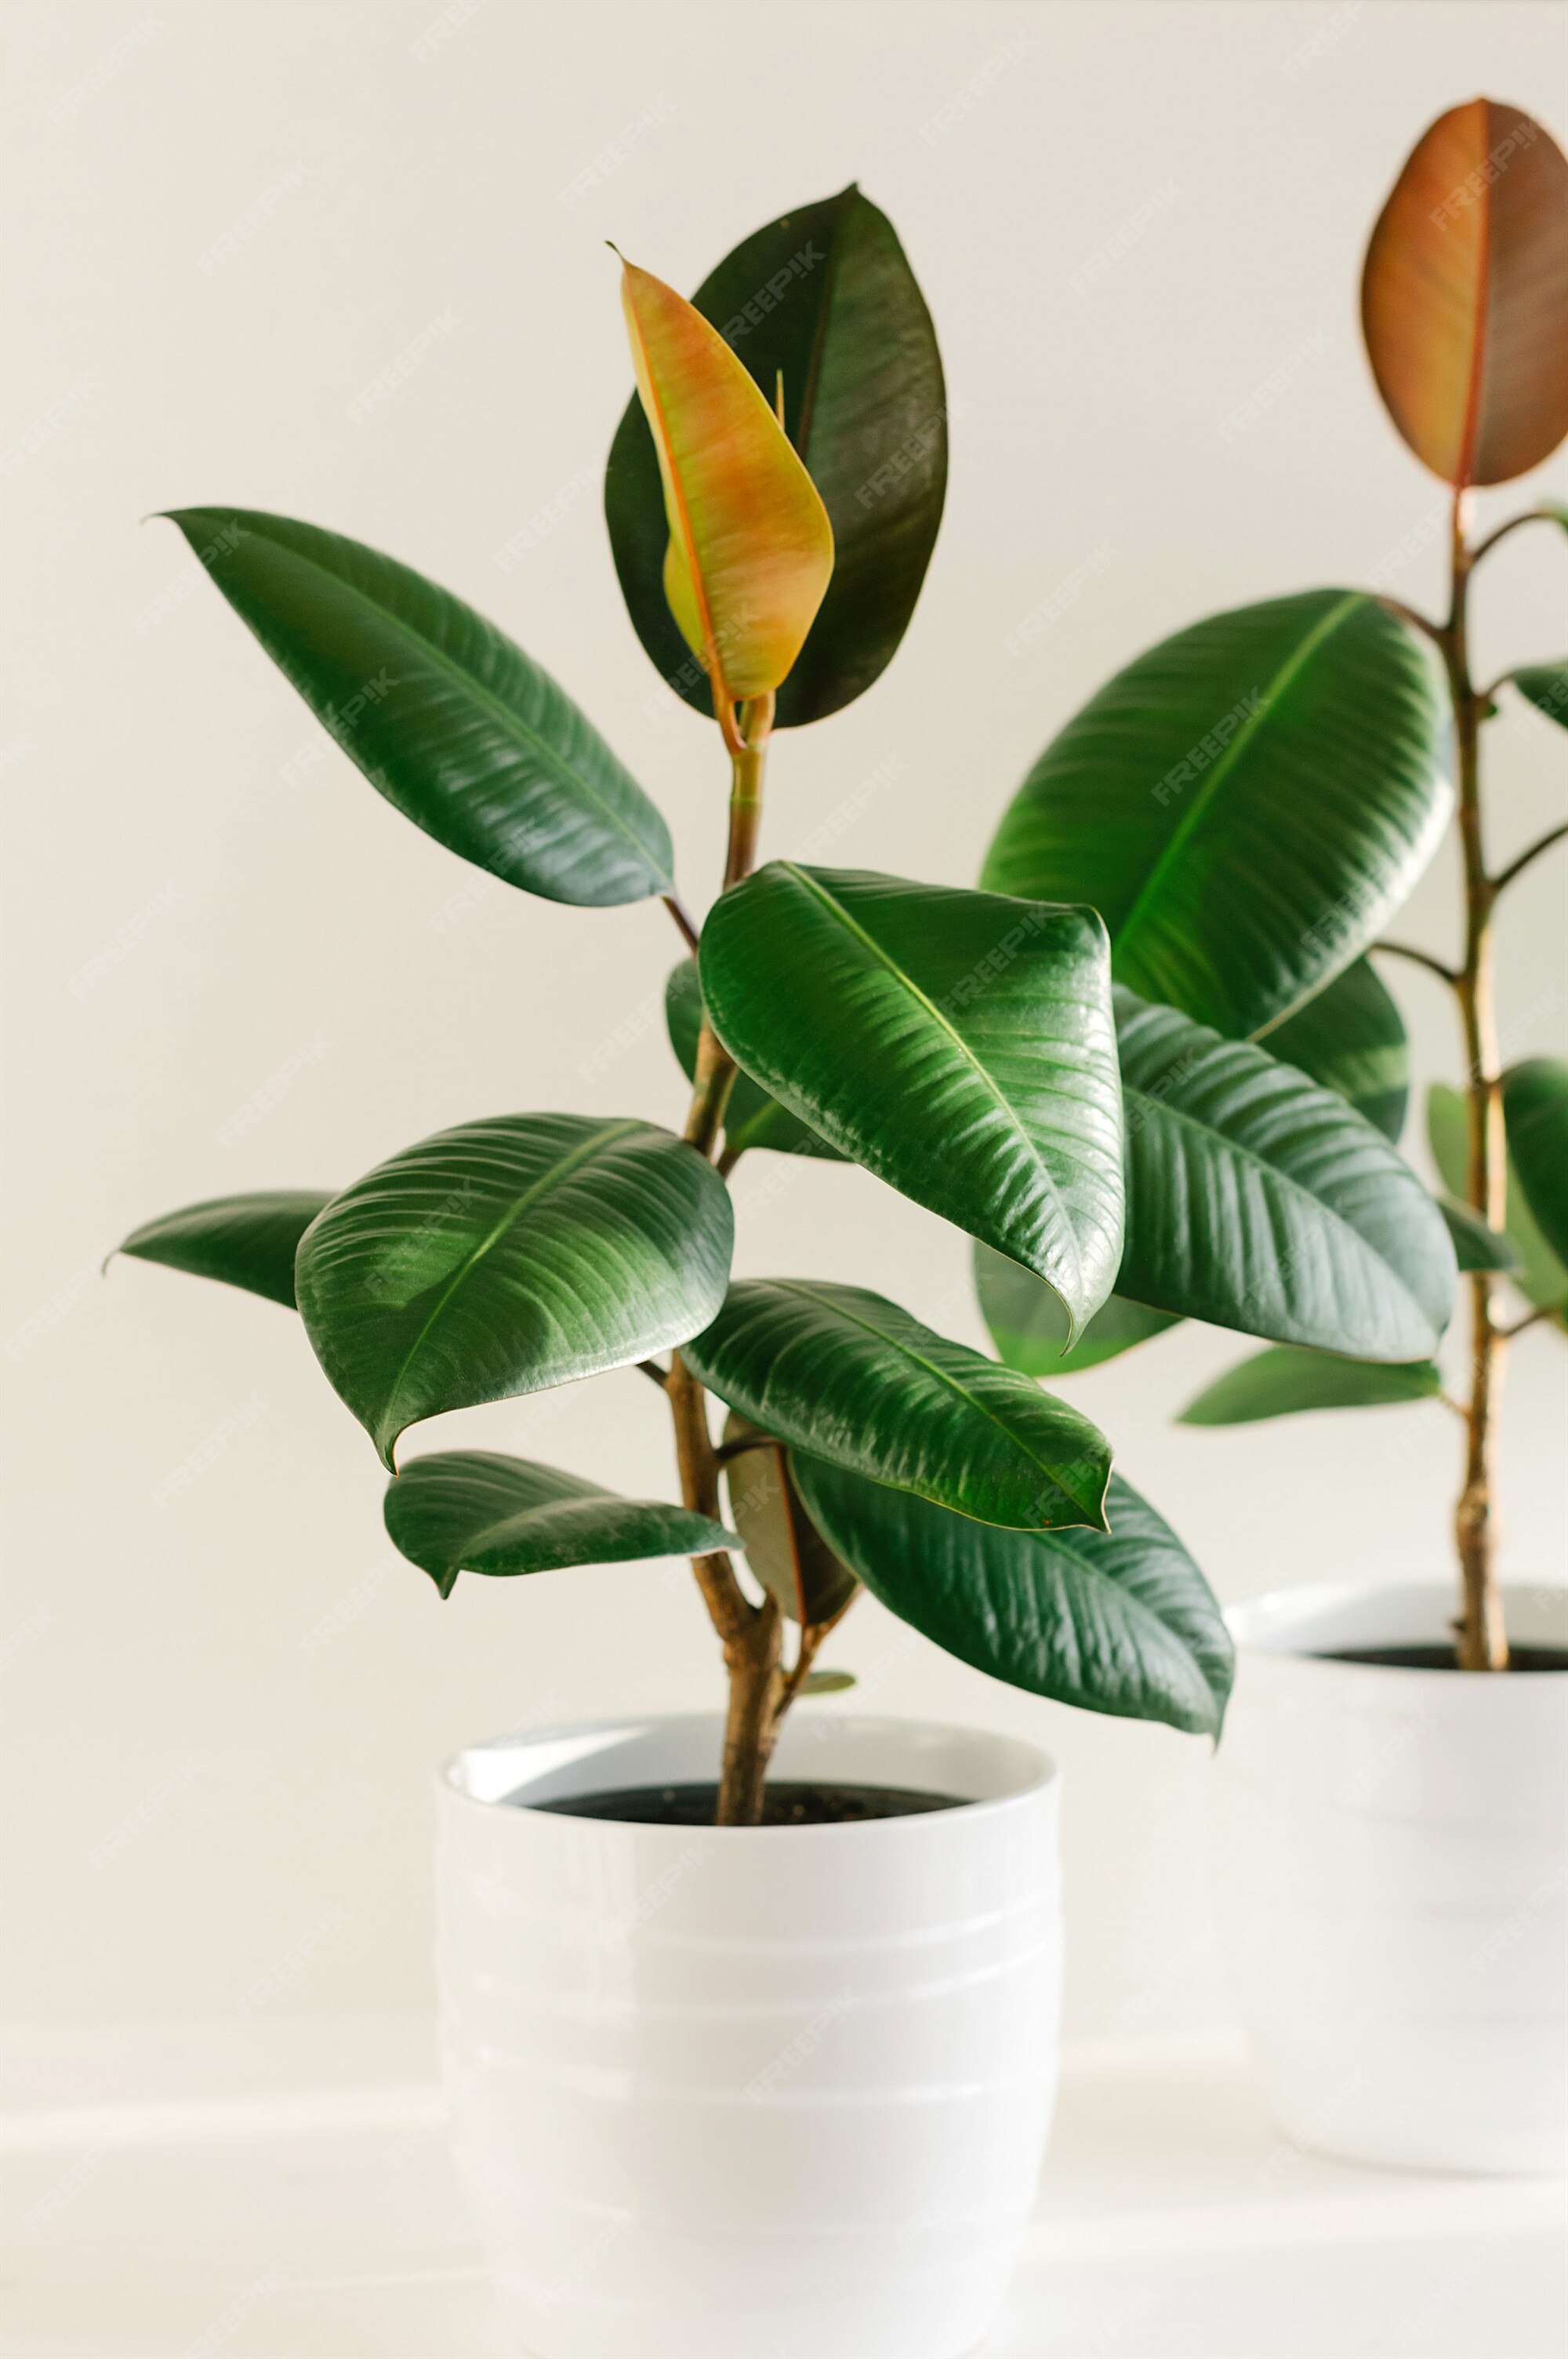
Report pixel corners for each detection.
[662,694,803,1821]
[1443,489,1509,1673]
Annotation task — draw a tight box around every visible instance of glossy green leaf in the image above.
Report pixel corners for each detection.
[1116,989,1454,1359]
[115,1190,332,1309]
[1178,1345,1442,1426]
[1503,1060,1568,1269]
[295,1114,733,1467]
[686,1279,1111,1530]
[974,1241,1180,1376]
[1262,958,1409,1141]
[162,508,673,906]
[721,1416,858,1624]
[384,1449,734,1599]
[1429,1082,1568,1314]
[665,958,841,1161]
[792,1458,1232,1738]
[982,590,1450,1040]
[606,186,946,727]
[699,865,1124,1330]
[1437,1195,1522,1273]
[1508,664,1568,730]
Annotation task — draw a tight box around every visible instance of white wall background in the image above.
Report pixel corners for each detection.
[3,0,1565,2035]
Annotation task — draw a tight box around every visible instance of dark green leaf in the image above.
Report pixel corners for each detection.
[605,185,946,727]
[384,1449,733,1598]
[1437,1194,1522,1272]
[687,1278,1110,1529]
[115,1190,332,1309]
[665,959,841,1161]
[975,1240,1180,1376]
[295,1114,733,1467]
[162,508,673,906]
[1178,1345,1442,1426]
[1116,988,1454,1359]
[1508,664,1568,729]
[1262,958,1409,1141]
[1429,1082,1568,1314]
[792,1458,1232,1738]
[721,1416,858,1623]
[982,589,1450,1039]
[1503,1060,1568,1270]
[699,865,1124,1330]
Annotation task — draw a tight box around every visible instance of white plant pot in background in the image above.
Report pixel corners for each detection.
[437,1713,1062,2359]
[1214,1583,1568,2175]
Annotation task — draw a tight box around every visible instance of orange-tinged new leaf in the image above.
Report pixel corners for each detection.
[619,257,833,706]
[1361,98,1568,487]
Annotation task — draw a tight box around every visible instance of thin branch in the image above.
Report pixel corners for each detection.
[636,1359,670,1390]
[778,1589,861,1712]
[1468,507,1566,567]
[716,1141,742,1179]
[1371,939,1461,986]
[1492,821,1568,896]
[713,1430,779,1466]
[1439,1391,1470,1422]
[1374,593,1443,646]
[661,893,701,954]
[1501,1303,1562,1341]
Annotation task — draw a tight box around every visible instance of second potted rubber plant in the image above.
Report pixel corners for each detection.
[978,98,1568,2175]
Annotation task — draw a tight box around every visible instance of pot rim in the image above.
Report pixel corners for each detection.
[439,1709,1059,1833]
[1226,1579,1568,1668]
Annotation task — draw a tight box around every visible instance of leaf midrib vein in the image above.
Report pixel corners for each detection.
[776,865,1087,1298]
[247,526,673,889]
[769,1281,1098,1521]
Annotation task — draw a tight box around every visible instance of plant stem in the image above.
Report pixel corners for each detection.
[1442,489,1510,1672]
[663,691,799,1822]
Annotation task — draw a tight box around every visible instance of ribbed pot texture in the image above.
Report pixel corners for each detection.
[437,1712,1062,2359]
[1214,1583,1568,2174]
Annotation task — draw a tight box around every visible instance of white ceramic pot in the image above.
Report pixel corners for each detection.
[1214,1582,1568,2174]
[437,1711,1061,2359]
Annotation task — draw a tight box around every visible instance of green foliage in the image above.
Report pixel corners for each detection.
[162,508,674,906]
[1508,664,1568,730]
[1429,1083,1568,1316]
[1502,1060,1568,1271]
[665,958,840,1161]
[1178,1346,1442,1426]
[606,186,946,726]
[296,1114,733,1467]
[982,590,1450,1039]
[1437,1196,1522,1273]
[384,1450,733,1598]
[793,1457,1232,1738]
[116,1191,332,1309]
[685,1278,1111,1529]
[699,864,1125,1331]
[1116,989,1454,1359]
[1261,958,1409,1141]
[132,165,1561,1788]
[974,1242,1179,1376]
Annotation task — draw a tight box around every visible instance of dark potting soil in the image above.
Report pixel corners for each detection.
[532,1779,964,1826]
[1317,1644,1568,1672]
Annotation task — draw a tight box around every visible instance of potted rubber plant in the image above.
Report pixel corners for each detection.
[977,100,1568,2175]
[118,187,1446,2353]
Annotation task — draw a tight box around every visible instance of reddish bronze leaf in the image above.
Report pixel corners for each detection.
[1361,98,1568,486]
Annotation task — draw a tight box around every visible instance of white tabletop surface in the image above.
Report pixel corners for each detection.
[3,2018,1563,2357]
